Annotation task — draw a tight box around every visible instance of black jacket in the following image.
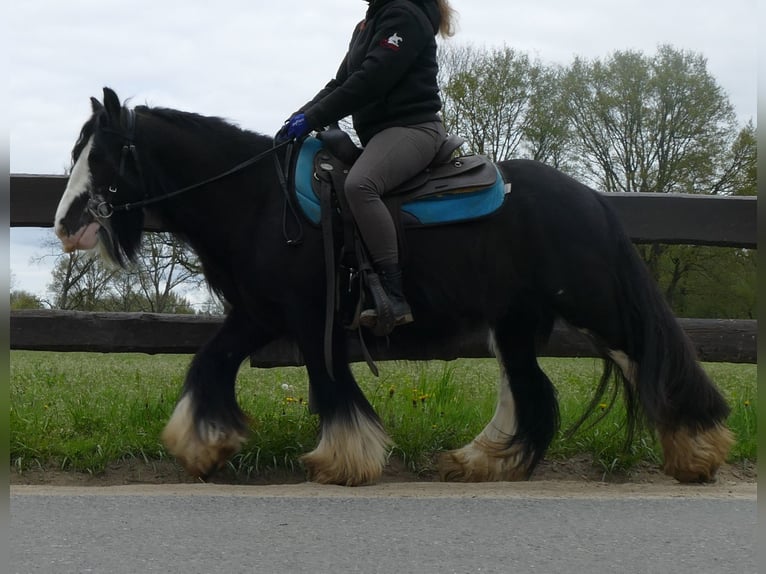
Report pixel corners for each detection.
[301,0,442,146]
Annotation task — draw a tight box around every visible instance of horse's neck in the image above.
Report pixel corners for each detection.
[140,115,268,207]
[141,117,223,185]
[138,114,274,245]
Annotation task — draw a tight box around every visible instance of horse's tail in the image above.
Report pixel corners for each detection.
[590,196,733,481]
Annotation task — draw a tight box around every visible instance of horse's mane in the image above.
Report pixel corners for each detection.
[135,105,272,152]
[71,104,272,169]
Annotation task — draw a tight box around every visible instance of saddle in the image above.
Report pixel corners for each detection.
[292,130,508,227]
[281,128,509,382]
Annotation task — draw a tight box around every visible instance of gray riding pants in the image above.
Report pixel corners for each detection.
[345,120,446,266]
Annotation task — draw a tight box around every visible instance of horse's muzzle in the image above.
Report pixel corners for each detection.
[57,221,101,252]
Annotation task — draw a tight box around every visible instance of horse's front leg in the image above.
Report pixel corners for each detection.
[162,309,277,478]
[294,318,391,486]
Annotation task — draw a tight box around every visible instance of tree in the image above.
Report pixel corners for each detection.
[561,45,739,194]
[126,232,202,313]
[47,250,120,310]
[10,290,43,309]
[44,233,201,313]
[522,64,576,170]
[439,45,540,162]
[656,245,757,319]
[716,121,757,197]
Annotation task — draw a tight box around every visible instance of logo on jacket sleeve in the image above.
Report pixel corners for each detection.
[380,33,403,51]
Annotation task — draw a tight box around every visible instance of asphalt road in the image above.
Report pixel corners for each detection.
[10,483,756,574]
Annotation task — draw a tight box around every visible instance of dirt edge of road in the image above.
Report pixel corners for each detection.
[10,455,757,499]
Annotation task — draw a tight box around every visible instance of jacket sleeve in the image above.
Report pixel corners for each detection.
[298,54,350,115]
[303,4,432,129]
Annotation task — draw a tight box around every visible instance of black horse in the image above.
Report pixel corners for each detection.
[55,88,733,485]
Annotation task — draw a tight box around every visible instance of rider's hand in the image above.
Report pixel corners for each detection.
[275,112,311,144]
[285,113,310,140]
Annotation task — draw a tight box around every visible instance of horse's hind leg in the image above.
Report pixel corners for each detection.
[552,241,733,483]
[440,310,558,482]
[603,348,733,483]
[162,309,271,478]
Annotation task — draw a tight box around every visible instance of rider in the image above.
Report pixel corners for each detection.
[276,0,457,329]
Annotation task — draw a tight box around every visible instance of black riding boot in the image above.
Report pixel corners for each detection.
[360,263,414,329]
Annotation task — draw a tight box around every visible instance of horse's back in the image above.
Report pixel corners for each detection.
[498,159,601,204]
[497,158,622,244]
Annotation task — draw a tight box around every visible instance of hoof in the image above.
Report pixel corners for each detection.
[439,438,528,482]
[161,395,248,478]
[301,406,391,486]
[301,450,384,486]
[660,423,735,483]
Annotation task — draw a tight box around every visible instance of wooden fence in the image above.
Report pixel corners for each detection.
[10,174,758,364]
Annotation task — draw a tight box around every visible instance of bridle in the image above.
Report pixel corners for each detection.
[86,108,302,243]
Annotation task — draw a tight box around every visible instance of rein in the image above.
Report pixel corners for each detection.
[88,108,300,243]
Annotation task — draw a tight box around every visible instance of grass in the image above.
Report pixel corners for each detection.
[9,350,757,478]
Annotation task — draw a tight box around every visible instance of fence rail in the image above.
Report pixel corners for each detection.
[10,174,758,364]
[11,174,758,247]
[9,310,757,364]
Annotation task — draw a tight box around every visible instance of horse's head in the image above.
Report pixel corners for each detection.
[54,87,145,267]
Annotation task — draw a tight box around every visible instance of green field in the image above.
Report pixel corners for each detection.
[9,351,757,478]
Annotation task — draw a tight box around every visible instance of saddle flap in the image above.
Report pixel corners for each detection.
[394,154,498,201]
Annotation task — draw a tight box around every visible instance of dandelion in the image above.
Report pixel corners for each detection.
[744,400,751,407]
[599,403,607,411]
[419,394,430,403]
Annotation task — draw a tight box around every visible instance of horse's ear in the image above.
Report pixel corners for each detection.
[90,96,104,114]
[102,87,122,122]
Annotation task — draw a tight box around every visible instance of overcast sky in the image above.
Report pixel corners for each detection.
[9,0,757,301]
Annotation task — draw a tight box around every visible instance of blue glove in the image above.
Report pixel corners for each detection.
[275,113,311,144]
[286,112,310,139]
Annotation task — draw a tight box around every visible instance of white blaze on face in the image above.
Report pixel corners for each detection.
[54,137,102,252]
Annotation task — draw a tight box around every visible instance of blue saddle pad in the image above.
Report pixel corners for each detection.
[293,137,506,226]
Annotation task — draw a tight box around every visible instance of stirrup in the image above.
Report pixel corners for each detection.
[360,272,413,336]
[359,306,413,329]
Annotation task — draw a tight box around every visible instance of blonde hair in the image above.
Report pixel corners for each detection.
[436,0,458,38]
